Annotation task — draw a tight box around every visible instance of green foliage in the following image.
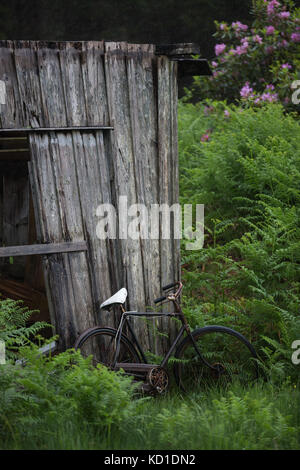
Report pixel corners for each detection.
[192,0,300,109]
[0,351,299,450]
[0,298,50,361]
[0,342,142,449]
[151,387,299,450]
[179,101,300,383]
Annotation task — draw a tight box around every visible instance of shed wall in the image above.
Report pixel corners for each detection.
[0,41,180,352]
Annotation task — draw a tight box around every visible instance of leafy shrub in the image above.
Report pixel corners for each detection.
[192,0,300,108]
[0,342,140,449]
[0,297,50,361]
[179,101,300,382]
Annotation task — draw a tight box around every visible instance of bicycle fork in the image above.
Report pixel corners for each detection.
[173,297,219,373]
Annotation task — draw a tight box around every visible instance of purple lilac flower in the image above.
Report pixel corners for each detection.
[236,43,249,55]
[232,21,248,31]
[224,110,230,117]
[291,33,300,42]
[280,39,289,47]
[261,92,278,102]
[240,82,253,98]
[281,63,292,69]
[279,11,290,18]
[266,25,275,35]
[253,34,263,44]
[219,23,227,30]
[267,0,280,16]
[215,43,226,56]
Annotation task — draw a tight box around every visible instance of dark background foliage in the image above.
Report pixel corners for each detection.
[0,0,254,58]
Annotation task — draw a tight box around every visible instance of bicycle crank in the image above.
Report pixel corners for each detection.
[147,366,169,394]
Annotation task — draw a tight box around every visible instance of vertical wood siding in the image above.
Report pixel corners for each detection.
[0,40,180,352]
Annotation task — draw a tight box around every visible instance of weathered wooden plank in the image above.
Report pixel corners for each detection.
[170,61,181,287]
[0,241,88,257]
[126,43,161,352]
[28,133,61,242]
[157,56,179,348]
[71,130,115,328]
[45,131,97,334]
[105,41,149,348]
[28,154,57,330]
[0,40,24,128]
[13,41,45,128]
[29,132,97,350]
[81,42,110,126]
[0,126,113,133]
[58,42,87,126]
[35,41,68,128]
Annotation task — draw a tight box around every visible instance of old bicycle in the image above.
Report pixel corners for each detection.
[74,281,259,393]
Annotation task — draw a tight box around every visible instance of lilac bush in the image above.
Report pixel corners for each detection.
[192,0,300,109]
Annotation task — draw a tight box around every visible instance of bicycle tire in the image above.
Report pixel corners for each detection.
[74,327,141,368]
[174,325,259,392]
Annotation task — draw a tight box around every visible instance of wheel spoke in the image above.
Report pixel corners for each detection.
[175,327,258,392]
[76,329,140,369]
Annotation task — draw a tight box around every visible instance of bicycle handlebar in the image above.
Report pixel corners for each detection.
[162,282,177,291]
[154,295,167,304]
[154,281,182,304]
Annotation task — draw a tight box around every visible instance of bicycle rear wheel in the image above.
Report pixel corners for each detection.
[174,326,259,392]
[74,327,141,368]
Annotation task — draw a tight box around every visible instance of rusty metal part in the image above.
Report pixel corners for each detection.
[115,362,159,373]
[147,366,169,393]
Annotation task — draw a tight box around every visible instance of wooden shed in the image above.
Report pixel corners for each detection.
[0,40,210,353]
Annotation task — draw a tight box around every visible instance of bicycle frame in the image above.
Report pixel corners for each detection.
[112,283,214,372]
[112,311,188,369]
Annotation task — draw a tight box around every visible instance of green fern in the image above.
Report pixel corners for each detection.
[0,297,51,361]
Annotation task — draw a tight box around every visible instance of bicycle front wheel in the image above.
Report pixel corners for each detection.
[74,327,141,368]
[174,326,258,392]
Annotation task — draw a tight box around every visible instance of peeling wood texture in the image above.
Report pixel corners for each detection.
[0,40,181,353]
[0,241,88,257]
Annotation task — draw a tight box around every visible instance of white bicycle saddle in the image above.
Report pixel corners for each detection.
[100,288,128,309]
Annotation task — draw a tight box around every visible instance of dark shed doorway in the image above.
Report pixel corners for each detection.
[0,133,51,330]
